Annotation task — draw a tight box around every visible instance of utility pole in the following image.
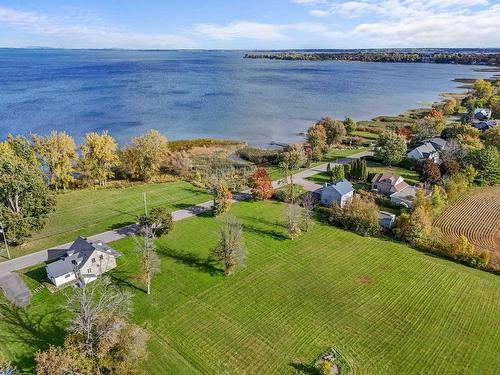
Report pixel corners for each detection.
[0,223,11,260]
[143,192,148,216]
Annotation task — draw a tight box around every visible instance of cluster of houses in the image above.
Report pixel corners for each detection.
[473,108,497,132]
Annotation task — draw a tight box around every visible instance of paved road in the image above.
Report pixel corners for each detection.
[0,150,372,278]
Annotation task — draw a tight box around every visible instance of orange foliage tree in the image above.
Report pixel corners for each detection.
[250,168,273,200]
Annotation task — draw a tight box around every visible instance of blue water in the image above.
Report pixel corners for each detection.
[0,49,490,146]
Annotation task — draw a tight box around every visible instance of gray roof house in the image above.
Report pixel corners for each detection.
[390,185,430,209]
[371,173,409,196]
[379,211,396,229]
[46,237,121,287]
[474,108,492,121]
[320,179,354,207]
[406,137,448,162]
[475,120,497,132]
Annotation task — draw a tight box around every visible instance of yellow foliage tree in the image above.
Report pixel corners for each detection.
[79,131,119,186]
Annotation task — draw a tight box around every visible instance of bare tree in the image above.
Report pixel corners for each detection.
[301,192,315,232]
[212,216,246,276]
[135,226,160,295]
[283,204,303,240]
[65,277,132,357]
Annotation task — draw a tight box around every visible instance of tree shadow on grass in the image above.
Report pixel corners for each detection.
[156,245,222,276]
[108,269,145,293]
[24,267,49,284]
[289,362,320,374]
[243,224,288,241]
[0,302,66,371]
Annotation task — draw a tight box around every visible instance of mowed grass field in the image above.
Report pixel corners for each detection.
[6,182,211,259]
[3,200,499,374]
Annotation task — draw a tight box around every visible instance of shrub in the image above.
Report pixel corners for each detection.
[236,147,281,164]
[273,184,307,203]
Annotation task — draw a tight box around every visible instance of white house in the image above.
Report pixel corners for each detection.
[46,237,121,287]
[320,179,354,207]
[407,137,449,163]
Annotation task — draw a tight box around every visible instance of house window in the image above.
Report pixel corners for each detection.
[87,268,92,274]
[65,274,71,278]
[91,258,96,263]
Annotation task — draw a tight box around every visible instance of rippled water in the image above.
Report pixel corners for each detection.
[0,49,490,145]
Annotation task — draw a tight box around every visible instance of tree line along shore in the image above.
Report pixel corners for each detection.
[244,52,500,66]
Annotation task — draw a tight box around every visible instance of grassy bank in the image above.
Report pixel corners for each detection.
[3,200,499,374]
[6,182,212,259]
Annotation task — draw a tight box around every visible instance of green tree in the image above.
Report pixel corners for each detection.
[475,146,500,186]
[79,131,119,186]
[0,136,55,245]
[481,127,500,150]
[121,130,169,181]
[350,159,368,181]
[212,215,246,276]
[306,123,327,160]
[473,79,494,100]
[32,131,77,190]
[374,133,407,166]
[330,164,345,182]
[137,207,174,237]
[343,116,357,134]
[316,117,346,145]
[444,173,469,201]
[341,193,380,236]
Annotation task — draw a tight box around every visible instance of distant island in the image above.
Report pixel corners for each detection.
[245,52,500,66]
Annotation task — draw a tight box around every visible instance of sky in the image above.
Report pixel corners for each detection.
[0,0,499,49]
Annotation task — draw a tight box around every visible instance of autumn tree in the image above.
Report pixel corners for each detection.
[213,182,232,216]
[442,98,458,115]
[0,136,55,245]
[32,131,77,190]
[212,215,245,276]
[121,130,169,181]
[473,79,494,100]
[166,150,192,178]
[341,193,380,236]
[307,123,327,160]
[250,168,273,200]
[283,204,303,239]
[440,159,460,177]
[444,173,470,201]
[137,207,173,237]
[482,126,500,150]
[416,159,441,184]
[343,116,357,134]
[279,145,307,201]
[37,279,147,375]
[79,131,119,186]
[316,117,346,145]
[136,227,160,295]
[374,133,407,166]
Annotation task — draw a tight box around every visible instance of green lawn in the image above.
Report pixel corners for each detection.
[3,200,499,374]
[7,182,212,259]
[351,130,379,140]
[267,147,370,180]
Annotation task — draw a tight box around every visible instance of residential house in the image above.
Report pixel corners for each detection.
[390,185,430,209]
[379,211,396,229]
[475,120,497,132]
[320,179,354,207]
[46,237,121,287]
[406,137,448,162]
[371,173,409,196]
[474,108,492,121]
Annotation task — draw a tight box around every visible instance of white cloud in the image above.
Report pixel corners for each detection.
[0,6,194,48]
[309,9,331,16]
[194,21,329,41]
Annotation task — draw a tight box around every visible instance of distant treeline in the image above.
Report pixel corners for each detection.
[244,52,500,66]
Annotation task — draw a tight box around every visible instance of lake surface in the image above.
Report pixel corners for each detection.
[0,49,490,146]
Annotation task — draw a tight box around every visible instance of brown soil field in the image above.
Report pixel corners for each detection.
[434,187,500,266]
